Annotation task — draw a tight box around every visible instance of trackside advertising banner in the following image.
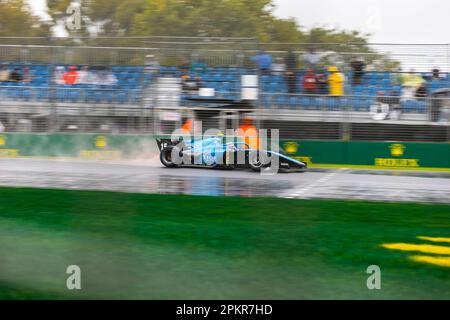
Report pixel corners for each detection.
[0,133,156,160]
[0,133,448,169]
[281,140,450,169]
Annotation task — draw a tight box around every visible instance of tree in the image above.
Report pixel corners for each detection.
[0,0,49,37]
[43,0,400,69]
[47,0,146,37]
[46,0,302,42]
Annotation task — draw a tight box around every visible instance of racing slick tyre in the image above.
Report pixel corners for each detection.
[248,151,269,172]
[160,146,182,168]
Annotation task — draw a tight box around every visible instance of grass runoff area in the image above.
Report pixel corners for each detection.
[0,188,449,300]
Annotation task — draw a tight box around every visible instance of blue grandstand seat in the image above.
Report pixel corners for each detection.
[260,95,271,108]
[300,96,311,108]
[288,96,299,108]
[326,97,339,110]
[16,87,29,101]
[116,90,128,104]
[401,100,427,113]
[401,100,415,112]
[310,97,322,109]
[352,97,372,111]
[275,95,288,106]
[267,82,278,93]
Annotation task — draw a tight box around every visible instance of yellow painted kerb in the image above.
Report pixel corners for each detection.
[417,236,450,244]
[411,255,450,268]
[382,243,450,255]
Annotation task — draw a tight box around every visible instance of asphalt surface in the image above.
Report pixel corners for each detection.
[0,158,449,204]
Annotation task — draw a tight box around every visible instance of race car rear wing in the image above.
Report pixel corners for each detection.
[156,138,189,151]
[156,139,175,151]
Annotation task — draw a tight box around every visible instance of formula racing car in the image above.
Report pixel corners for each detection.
[156,136,307,172]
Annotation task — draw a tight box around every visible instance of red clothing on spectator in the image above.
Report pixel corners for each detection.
[63,69,79,85]
[303,73,317,91]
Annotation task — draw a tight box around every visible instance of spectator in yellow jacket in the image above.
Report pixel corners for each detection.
[327,66,345,96]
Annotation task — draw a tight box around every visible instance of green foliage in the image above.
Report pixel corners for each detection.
[46,1,371,48]
[0,0,49,36]
[47,1,392,63]
[6,0,398,69]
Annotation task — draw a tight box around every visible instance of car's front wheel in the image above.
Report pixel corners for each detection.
[248,151,269,172]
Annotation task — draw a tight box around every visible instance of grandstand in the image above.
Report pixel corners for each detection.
[1,63,449,107]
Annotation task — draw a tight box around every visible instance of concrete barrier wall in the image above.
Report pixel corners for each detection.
[281,140,450,169]
[0,133,448,169]
[0,133,157,160]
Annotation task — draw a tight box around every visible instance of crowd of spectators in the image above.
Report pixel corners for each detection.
[252,50,346,96]
[1,63,119,86]
[1,51,447,110]
[250,51,447,102]
[52,65,118,86]
[0,63,32,84]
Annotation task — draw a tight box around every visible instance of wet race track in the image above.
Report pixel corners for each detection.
[0,158,449,204]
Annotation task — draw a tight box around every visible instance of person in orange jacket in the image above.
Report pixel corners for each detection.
[63,66,79,85]
[237,117,260,150]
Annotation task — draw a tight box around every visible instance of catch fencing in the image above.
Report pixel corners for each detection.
[0,37,449,143]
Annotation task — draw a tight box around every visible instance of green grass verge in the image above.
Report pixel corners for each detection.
[0,187,449,299]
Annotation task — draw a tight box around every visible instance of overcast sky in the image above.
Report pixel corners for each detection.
[274,0,450,44]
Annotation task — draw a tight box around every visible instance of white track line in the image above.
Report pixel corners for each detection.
[282,169,346,199]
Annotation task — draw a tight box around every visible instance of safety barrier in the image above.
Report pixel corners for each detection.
[0,133,448,169]
[0,133,157,160]
[281,140,450,169]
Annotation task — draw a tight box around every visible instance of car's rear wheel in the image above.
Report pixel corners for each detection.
[160,147,181,168]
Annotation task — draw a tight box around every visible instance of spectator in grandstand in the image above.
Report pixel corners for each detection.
[89,66,117,86]
[251,50,273,74]
[327,66,345,96]
[99,70,117,86]
[377,90,401,112]
[415,83,428,98]
[302,68,317,94]
[181,75,203,93]
[285,50,297,72]
[9,68,23,83]
[432,68,441,80]
[0,64,10,82]
[77,66,90,84]
[53,66,66,85]
[145,55,160,75]
[350,56,365,85]
[22,67,32,84]
[285,71,297,94]
[63,66,79,85]
[271,57,286,76]
[401,69,424,101]
[316,70,329,95]
[180,56,191,74]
